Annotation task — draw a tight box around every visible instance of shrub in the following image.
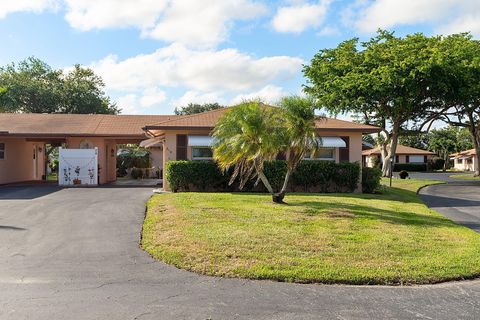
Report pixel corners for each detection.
[166,160,361,193]
[399,170,409,179]
[131,167,144,179]
[394,163,426,172]
[428,157,445,171]
[362,167,382,193]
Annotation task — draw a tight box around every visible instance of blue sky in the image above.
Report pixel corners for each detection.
[1,0,479,115]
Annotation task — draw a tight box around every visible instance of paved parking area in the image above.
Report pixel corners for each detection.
[1,186,479,319]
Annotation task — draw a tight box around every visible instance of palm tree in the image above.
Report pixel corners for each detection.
[213,98,319,203]
[274,96,319,203]
[212,101,283,196]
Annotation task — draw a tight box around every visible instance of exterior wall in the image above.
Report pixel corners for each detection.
[149,147,163,177]
[364,154,434,168]
[453,157,477,172]
[0,137,45,184]
[161,129,364,192]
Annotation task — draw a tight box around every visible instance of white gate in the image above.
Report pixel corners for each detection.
[58,148,98,186]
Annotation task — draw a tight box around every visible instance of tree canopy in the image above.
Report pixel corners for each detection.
[0,57,119,114]
[303,31,445,176]
[174,102,223,115]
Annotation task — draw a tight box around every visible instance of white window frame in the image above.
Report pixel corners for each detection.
[0,142,5,160]
[191,146,213,161]
[304,147,336,161]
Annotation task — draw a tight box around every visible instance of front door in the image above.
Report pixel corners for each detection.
[32,146,38,180]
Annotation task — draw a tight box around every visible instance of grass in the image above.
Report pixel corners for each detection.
[142,178,480,285]
[449,174,480,181]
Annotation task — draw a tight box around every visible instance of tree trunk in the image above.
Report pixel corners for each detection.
[472,135,480,177]
[273,169,292,204]
[381,126,400,177]
[258,172,274,194]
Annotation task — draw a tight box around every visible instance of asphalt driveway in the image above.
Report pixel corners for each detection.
[420,181,480,233]
[1,186,479,320]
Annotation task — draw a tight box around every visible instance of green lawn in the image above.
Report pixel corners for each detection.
[449,174,480,181]
[142,178,480,285]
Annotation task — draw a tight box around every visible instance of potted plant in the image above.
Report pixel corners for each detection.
[73,166,81,185]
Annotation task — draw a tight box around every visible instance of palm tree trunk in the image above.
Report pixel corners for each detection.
[258,172,274,194]
[273,169,292,203]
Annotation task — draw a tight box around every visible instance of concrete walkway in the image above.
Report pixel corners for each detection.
[0,186,479,319]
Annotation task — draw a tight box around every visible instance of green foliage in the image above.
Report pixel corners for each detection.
[399,134,429,150]
[117,147,151,176]
[303,31,446,176]
[428,157,445,171]
[394,163,427,172]
[174,102,223,115]
[362,167,382,193]
[0,57,118,114]
[130,168,144,179]
[166,160,361,193]
[399,170,409,179]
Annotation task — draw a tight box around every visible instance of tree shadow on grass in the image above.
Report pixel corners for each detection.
[285,200,458,229]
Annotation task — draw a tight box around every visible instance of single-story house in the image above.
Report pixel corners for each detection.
[362,144,435,168]
[450,149,478,172]
[0,108,380,190]
[142,107,380,190]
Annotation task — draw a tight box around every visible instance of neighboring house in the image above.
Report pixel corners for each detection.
[142,107,380,190]
[0,113,176,185]
[0,109,380,189]
[362,144,435,168]
[450,149,478,172]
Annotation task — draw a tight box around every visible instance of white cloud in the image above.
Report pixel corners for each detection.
[272,0,331,33]
[173,91,224,107]
[63,0,266,47]
[317,25,340,36]
[0,0,58,19]
[231,85,288,105]
[117,87,167,114]
[145,0,267,48]
[91,43,303,92]
[352,0,480,36]
[64,0,167,31]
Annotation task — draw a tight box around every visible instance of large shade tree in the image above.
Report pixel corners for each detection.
[427,127,473,171]
[432,34,480,176]
[303,31,444,176]
[0,57,118,114]
[212,98,319,203]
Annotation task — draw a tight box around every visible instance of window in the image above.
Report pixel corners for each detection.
[305,147,335,161]
[457,158,463,164]
[0,143,4,160]
[467,158,473,164]
[409,155,425,163]
[192,147,213,160]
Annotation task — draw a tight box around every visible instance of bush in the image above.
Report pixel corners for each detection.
[362,167,382,193]
[428,157,445,171]
[166,160,361,193]
[394,163,427,172]
[399,170,409,179]
[131,167,144,179]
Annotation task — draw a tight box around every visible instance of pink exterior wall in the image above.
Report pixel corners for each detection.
[0,138,46,185]
[161,130,364,192]
[364,154,434,168]
[453,157,477,172]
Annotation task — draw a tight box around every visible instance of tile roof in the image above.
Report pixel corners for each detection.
[362,144,435,156]
[0,113,178,137]
[450,148,476,157]
[144,107,381,133]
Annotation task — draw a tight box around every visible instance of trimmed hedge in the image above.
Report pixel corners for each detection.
[166,160,365,193]
[393,163,427,172]
[362,167,382,193]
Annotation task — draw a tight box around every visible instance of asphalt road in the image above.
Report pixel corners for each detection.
[1,186,479,320]
[420,181,480,233]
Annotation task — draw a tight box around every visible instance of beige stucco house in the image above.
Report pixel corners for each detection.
[362,144,435,168]
[450,149,478,172]
[0,108,380,190]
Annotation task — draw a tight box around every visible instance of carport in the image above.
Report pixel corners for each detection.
[0,113,175,185]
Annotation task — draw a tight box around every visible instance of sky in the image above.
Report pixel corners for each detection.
[0,0,479,115]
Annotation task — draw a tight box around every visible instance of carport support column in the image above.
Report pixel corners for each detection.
[162,133,177,191]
